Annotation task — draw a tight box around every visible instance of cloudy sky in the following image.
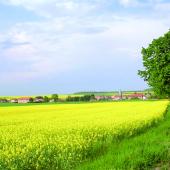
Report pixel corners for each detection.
[0,0,169,95]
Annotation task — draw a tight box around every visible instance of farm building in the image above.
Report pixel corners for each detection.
[95,96,105,100]
[34,96,44,103]
[127,93,146,100]
[49,99,55,103]
[10,99,18,103]
[18,97,33,103]
[95,96,111,100]
[111,95,121,100]
[111,95,127,100]
[0,99,8,103]
[95,96,112,101]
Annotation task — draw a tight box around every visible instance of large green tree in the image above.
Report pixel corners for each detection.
[138,30,170,98]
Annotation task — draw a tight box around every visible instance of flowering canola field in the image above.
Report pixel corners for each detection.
[0,101,168,170]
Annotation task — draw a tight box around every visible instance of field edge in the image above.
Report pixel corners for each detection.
[75,104,170,170]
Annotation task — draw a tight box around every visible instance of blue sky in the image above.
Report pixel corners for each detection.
[0,0,170,95]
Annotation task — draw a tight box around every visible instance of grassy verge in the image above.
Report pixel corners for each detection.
[76,105,170,170]
[0,100,163,107]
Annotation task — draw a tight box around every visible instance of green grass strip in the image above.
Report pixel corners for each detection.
[76,105,170,170]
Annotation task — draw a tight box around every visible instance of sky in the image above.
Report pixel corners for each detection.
[0,0,170,95]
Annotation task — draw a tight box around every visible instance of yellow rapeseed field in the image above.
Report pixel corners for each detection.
[0,101,169,169]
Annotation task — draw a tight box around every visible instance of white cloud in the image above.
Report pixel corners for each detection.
[0,0,99,18]
[154,2,170,13]
[0,13,169,82]
[1,0,169,18]
[119,0,138,7]
[118,0,169,8]
[0,0,170,84]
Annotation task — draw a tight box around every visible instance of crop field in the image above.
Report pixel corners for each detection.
[0,101,168,170]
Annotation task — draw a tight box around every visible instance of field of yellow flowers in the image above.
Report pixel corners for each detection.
[0,101,168,170]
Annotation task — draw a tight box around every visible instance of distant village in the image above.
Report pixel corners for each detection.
[95,92,148,101]
[0,92,152,104]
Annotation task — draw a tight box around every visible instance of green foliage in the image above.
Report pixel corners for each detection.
[51,94,59,102]
[66,95,95,102]
[138,31,170,98]
[44,96,49,103]
[0,98,8,103]
[29,97,34,103]
[34,96,44,103]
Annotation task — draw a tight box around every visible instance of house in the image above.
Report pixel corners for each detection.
[49,99,55,103]
[18,97,33,103]
[34,96,44,103]
[10,99,18,103]
[0,98,8,103]
[111,95,127,100]
[143,95,147,100]
[105,96,112,100]
[127,93,146,100]
[95,96,102,100]
[95,96,105,101]
[111,95,122,100]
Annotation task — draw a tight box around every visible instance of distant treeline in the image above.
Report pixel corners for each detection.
[66,95,95,102]
[74,91,117,95]
[74,90,151,96]
[0,94,97,104]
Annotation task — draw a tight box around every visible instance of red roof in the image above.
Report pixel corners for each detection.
[128,93,144,97]
[111,95,121,98]
[18,97,32,100]
[95,96,104,99]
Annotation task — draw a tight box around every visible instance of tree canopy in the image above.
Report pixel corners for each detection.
[51,94,59,102]
[138,30,170,98]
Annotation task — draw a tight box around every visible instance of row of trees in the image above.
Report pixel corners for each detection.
[34,94,96,103]
[36,94,59,103]
[28,94,95,103]
[66,95,95,102]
